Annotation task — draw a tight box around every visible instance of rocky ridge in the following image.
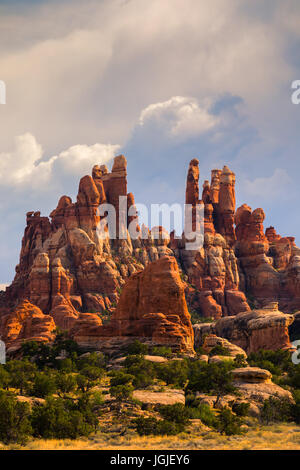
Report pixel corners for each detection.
[0,153,299,354]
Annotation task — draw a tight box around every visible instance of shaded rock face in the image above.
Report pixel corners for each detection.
[193,303,294,354]
[71,256,195,355]
[235,206,300,311]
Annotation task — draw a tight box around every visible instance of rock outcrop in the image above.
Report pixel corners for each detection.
[0,300,56,353]
[177,160,250,319]
[201,334,247,358]
[0,151,299,354]
[193,303,294,354]
[71,256,195,355]
[196,366,293,416]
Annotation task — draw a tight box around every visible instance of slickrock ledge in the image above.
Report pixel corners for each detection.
[193,303,293,354]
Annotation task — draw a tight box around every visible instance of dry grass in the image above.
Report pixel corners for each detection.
[1,423,300,450]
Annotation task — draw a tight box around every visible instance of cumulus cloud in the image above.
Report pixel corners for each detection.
[1,0,300,281]
[0,132,119,283]
[139,96,219,140]
[0,284,8,292]
[0,0,299,153]
[0,133,119,189]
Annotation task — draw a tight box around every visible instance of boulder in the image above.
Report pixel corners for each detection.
[193,303,293,354]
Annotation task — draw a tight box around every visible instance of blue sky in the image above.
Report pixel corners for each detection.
[0,0,300,285]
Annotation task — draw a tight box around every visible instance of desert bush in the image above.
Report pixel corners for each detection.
[124,355,155,388]
[76,352,106,370]
[209,345,230,357]
[286,366,300,389]
[215,408,245,435]
[110,383,134,402]
[248,349,292,376]
[158,403,189,426]
[126,340,148,356]
[187,403,217,428]
[0,365,10,390]
[187,362,236,407]
[134,417,183,436]
[56,357,75,372]
[260,396,293,424]
[231,402,250,417]
[233,354,248,368]
[0,391,32,444]
[151,346,173,358]
[5,360,37,395]
[55,372,77,398]
[291,401,300,424]
[110,371,134,387]
[76,374,91,393]
[31,397,98,439]
[80,365,105,381]
[29,371,56,398]
[154,360,189,388]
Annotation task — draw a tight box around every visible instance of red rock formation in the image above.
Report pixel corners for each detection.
[235,204,280,301]
[1,153,299,354]
[0,300,56,353]
[193,303,293,354]
[186,158,199,206]
[72,256,195,354]
[180,162,249,319]
[217,166,236,246]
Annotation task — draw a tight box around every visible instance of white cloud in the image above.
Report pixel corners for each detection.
[0,284,8,291]
[243,168,291,201]
[0,0,298,153]
[0,133,119,189]
[139,96,218,140]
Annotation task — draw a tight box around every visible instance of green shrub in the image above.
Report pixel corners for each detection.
[76,374,90,393]
[290,401,300,424]
[56,358,75,372]
[158,403,189,426]
[151,346,173,358]
[31,397,97,439]
[110,383,134,402]
[134,417,183,436]
[187,362,236,407]
[232,402,250,417]
[126,340,148,356]
[215,408,244,435]
[260,397,293,424]
[124,355,155,389]
[55,372,77,398]
[0,391,32,444]
[110,371,134,387]
[248,350,292,376]
[0,365,10,390]
[286,366,300,389]
[233,354,248,368]
[186,403,217,427]
[76,352,106,370]
[154,360,189,388]
[5,360,37,395]
[80,365,105,381]
[209,345,231,357]
[29,372,56,398]
[189,311,214,325]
